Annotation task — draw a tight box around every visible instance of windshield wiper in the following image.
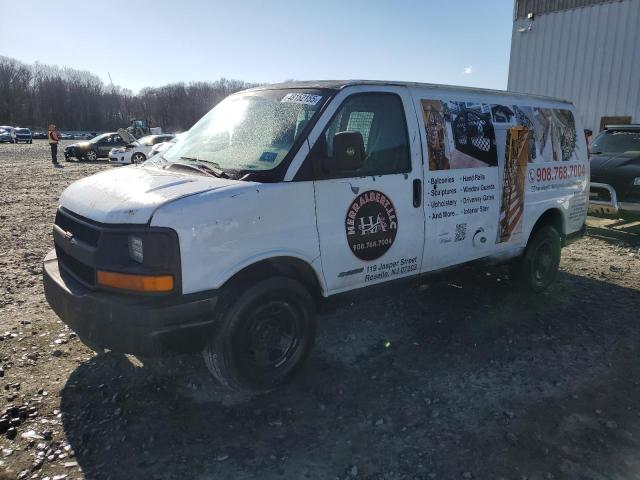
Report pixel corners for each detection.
[178,156,229,178]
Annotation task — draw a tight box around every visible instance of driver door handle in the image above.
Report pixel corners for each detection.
[413,179,422,208]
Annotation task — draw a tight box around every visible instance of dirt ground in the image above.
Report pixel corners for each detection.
[0,140,639,480]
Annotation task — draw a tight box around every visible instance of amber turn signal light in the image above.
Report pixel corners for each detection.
[97,270,174,292]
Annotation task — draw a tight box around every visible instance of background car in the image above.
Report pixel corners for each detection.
[14,128,32,144]
[64,132,126,161]
[147,132,185,159]
[0,128,13,143]
[32,131,47,139]
[108,133,175,165]
[589,124,640,218]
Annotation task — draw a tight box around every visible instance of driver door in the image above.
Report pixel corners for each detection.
[306,86,425,294]
[97,136,113,156]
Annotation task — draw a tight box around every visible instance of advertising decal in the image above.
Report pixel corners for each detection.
[421,99,585,254]
[345,190,398,261]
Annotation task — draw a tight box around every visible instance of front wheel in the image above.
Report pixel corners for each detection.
[512,225,561,292]
[131,152,146,164]
[203,277,317,394]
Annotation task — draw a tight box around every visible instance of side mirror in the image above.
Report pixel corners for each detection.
[324,131,365,172]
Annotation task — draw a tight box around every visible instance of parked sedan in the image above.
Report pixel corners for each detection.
[32,131,48,140]
[589,124,640,218]
[64,132,126,161]
[108,133,175,165]
[0,129,13,143]
[14,128,33,144]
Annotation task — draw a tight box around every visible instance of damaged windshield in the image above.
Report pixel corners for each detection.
[163,89,329,172]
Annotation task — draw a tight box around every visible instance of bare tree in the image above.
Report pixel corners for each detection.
[0,55,258,131]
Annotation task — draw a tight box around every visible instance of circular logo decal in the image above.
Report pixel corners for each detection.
[345,190,398,261]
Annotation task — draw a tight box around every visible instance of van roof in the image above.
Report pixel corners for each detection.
[247,80,573,105]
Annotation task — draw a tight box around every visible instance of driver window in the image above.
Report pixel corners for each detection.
[312,93,410,179]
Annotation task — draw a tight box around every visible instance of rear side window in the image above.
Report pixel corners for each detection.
[309,93,411,179]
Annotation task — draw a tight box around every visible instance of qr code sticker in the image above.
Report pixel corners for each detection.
[455,223,467,242]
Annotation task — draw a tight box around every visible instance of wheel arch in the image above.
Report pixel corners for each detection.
[527,207,566,245]
[221,255,326,301]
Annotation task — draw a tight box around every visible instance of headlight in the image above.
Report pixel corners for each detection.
[128,235,144,263]
[97,229,180,294]
[633,177,640,186]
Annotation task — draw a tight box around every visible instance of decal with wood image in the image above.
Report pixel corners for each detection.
[421,100,498,170]
[498,125,530,243]
[513,106,577,163]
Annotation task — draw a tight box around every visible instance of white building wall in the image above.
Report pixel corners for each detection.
[508,0,640,132]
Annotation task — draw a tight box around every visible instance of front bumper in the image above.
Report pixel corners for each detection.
[589,182,640,217]
[108,153,129,164]
[43,249,219,356]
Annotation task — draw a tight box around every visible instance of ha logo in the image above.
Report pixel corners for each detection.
[345,190,398,261]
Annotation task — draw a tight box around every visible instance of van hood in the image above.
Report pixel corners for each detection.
[59,165,241,224]
[591,152,640,181]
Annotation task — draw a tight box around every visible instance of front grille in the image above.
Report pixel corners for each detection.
[56,246,95,286]
[54,209,100,288]
[55,210,100,247]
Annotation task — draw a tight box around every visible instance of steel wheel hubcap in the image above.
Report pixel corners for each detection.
[533,241,554,282]
[245,301,299,370]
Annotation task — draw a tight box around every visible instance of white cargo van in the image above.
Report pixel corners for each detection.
[43,81,589,393]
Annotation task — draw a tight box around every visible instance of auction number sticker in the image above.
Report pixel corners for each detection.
[281,93,323,105]
[345,190,398,261]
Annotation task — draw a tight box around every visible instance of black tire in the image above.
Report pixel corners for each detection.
[512,225,561,292]
[131,152,146,164]
[203,276,316,394]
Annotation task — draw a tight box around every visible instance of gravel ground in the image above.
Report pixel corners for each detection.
[0,140,639,480]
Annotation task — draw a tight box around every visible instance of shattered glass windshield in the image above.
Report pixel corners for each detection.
[163,89,328,171]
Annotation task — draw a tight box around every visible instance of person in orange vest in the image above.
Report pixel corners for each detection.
[48,124,62,168]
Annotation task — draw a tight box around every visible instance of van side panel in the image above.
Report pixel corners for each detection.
[150,181,324,295]
[517,104,589,242]
[411,86,588,272]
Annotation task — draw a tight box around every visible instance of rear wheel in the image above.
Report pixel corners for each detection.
[203,276,316,394]
[512,225,561,292]
[85,150,97,161]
